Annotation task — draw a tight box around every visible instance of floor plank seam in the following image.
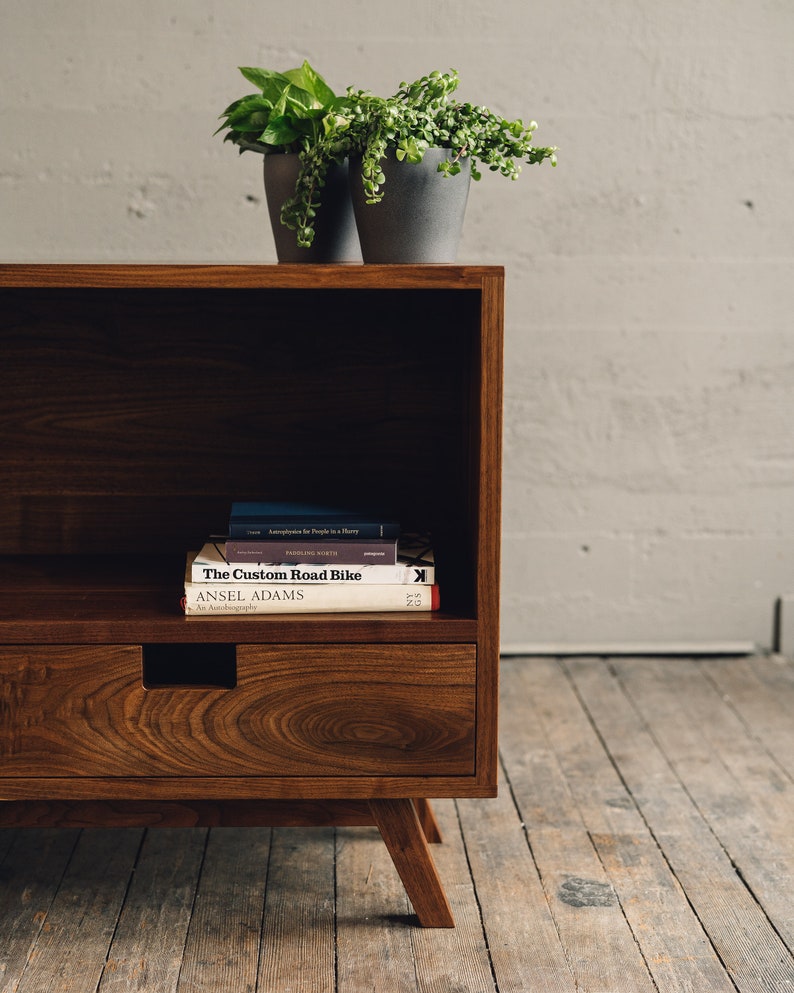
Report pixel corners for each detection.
[597,658,794,990]
[13,827,84,993]
[587,827,663,993]
[253,827,275,993]
[608,660,762,889]
[497,745,575,989]
[558,657,756,991]
[332,826,339,993]
[173,826,211,993]
[97,826,149,992]
[700,663,794,787]
[496,748,538,869]
[451,798,501,993]
[727,856,794,962]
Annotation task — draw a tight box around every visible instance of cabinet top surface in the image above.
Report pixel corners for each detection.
[0,263,504,291]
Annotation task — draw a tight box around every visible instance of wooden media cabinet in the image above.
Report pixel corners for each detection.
[0,264,503,927]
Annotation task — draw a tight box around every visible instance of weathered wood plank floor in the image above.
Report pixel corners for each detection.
[2,655,793,992]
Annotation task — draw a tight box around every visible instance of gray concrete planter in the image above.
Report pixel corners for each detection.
[263,154,362,263]
[349,149,471,263]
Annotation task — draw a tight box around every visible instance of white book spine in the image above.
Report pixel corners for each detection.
[182,582,439,614]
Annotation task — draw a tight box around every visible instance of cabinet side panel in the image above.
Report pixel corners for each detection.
[474,273,504,789]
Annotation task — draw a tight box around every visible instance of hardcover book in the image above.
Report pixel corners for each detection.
[228,501,400,540]
[192,538,434,584]
[183,554,439,614]
[225,537,399,565]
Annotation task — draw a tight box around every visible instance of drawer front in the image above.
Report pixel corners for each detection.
[0,644,476,778]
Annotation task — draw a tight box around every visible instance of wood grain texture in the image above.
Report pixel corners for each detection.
[0,774,497,802]
[0,799,376,829]
[457,769,576,993]
[474,271,504,792]
[258,828,336,993]
[0,263,503,290]
[11,828,143,993]
[0,580,478,645]
[0,263,504,932]
[370,798,455,927]
[0,656,792,990]
[335,824,417,989]
[565,656,794,992]
[0,279,479,559]
[510,658,734,993]
[0,643,476,780]
[408,798,498,991]
[499,664,658,993]
[174,827,270,993]
[98,828,207,993]
[703,654,794,782]
[0,828,82,990]
[413,796,443,844]
[609,657,794,953]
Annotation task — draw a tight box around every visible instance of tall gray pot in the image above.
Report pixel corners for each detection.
[263,154,361,263]
[349,149,471,263]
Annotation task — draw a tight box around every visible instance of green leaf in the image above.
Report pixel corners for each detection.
[217,94,261,119]
[282,83,320,115]
[239,66,292,104]
[283,60,336,106]
[224,101,274,133]
[260,115,300,146]
[271,88,290,119]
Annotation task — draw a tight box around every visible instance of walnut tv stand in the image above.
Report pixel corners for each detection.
[0,264,503,927]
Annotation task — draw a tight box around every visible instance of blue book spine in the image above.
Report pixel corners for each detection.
[228,502,400,540]
[228,521,400,539]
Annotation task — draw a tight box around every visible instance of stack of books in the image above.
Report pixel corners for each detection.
[182,502,438,615]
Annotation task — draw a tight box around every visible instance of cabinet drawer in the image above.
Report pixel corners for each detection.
[0,644,476,778]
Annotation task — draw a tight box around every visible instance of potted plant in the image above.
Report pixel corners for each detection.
[280,69,558,262]
[215,61,361,262]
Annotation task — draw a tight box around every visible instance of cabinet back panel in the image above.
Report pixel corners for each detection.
[2,288,476,555]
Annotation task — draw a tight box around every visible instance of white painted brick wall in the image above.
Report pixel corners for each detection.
[2,0,792,651]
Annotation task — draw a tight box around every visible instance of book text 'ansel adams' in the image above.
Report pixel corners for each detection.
[182,578,439,615]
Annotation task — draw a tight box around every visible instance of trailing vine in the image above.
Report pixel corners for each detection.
[217,64,557,250]
[280,70,557,247]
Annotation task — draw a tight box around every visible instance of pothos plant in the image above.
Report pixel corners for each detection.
[279,68,558,248]
[215,60,348,155]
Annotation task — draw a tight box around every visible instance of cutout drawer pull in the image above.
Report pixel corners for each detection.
[142,644,237,689]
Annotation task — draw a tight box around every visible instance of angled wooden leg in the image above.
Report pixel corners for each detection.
[413,798,443,844]
[369,798,454,927]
